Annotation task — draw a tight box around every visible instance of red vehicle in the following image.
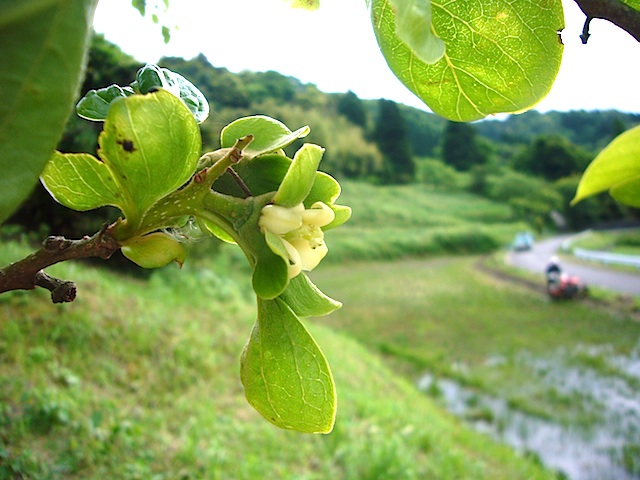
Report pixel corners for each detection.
[545,256,588,299]
[547,272,589,299]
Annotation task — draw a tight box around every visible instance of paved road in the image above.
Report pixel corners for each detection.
[508,234,640,297]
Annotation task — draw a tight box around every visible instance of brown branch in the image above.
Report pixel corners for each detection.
[573,0,640,43]
[0,225,120,303]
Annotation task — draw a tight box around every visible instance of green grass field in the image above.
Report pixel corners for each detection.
[0,239,557,480]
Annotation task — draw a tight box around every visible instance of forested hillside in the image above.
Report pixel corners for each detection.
[10,34,640,237]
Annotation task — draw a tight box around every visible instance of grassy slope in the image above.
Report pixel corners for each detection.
[0,240,555,479]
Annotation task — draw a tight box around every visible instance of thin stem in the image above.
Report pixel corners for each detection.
[227,167,253,198]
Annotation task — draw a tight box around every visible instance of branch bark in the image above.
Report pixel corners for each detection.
[573,0,640,43]
[0,225,120,303]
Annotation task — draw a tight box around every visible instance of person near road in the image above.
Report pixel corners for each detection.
[545,256,562,287]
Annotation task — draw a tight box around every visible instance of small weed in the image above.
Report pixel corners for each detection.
[622,443,640,475]
[21,389,71,435]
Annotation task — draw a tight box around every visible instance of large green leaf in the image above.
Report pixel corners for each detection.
[97,90,201,220]
[240,298,337,433]
[573,125,640,208]
[0,0,98,224]
[369,0,564,121]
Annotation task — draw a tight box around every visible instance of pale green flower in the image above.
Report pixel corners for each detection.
[259,201,335,279]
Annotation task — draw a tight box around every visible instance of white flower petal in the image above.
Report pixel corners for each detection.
[281,238,303,279]
[301,202,335,227]
[259,204,302,235]
[289,237,328,272]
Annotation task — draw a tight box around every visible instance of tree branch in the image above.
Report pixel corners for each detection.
[573,0,640,43]
[0,225,120,303]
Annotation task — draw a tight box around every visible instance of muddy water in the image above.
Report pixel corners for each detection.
[417,347,640,480]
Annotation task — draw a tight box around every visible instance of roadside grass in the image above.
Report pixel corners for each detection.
[310,256,640,428]
[0,240,557,480]
[569,229,640,256]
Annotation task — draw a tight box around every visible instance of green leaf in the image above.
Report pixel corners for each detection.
[220,116,310,158]
[41,152,123,211]
[288,0,320,10]
[369,0,564,121]
[121,232,186,268]
[389,0,445,64]
[273,144,325,207]
[133,64,209,123]
[131,0,146,16]
[240,298,337,433]
[280,274,341,317]
[134,64,173,94]
[98,90,201,221]
[0,0,98,224]
[573,125,640,208]
[253,230,291,299]
[161,25,171,44]
[76,84,135,121]
[305,171,341,205]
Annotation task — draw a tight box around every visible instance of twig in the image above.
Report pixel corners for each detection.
[227,167,253,198]
[0,224,120,302]
[35,271,77,303]
[572,0,640,43]
[580,15,593,44]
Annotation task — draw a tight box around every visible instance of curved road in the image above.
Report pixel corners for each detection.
[508,234,640,297]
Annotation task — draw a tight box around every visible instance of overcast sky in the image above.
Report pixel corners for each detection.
[92,0,640,115]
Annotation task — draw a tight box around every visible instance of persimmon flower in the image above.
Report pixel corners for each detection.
[259,201,335,279]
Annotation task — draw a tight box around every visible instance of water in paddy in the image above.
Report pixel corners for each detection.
[418,346,640,480]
